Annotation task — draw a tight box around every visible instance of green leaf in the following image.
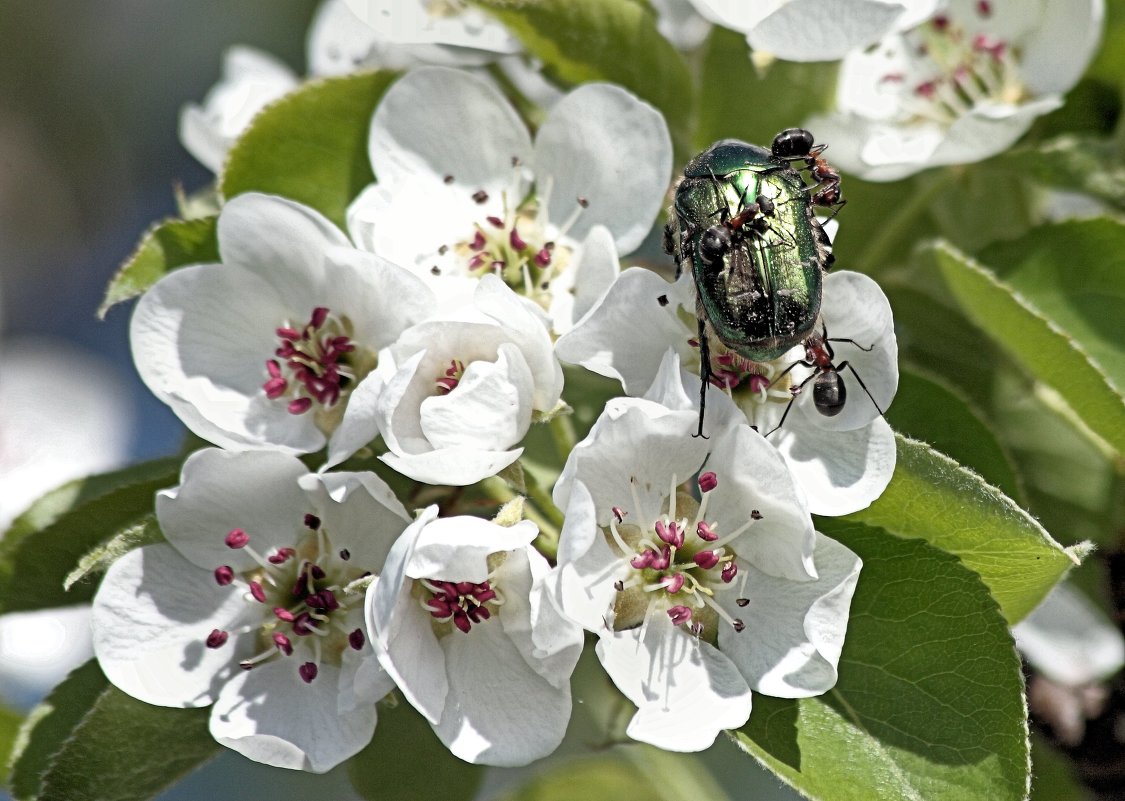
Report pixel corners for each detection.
[99,216,218,318]
[471,0,694,159]
[1028,734,1093,801]
[0,704,21,786]
[220,71,398,230]
[9,661,109,801]
[496,747,731,801]
[32,663,218,801]
[996,137,1125,211]
[932,240,1125,456]
[0,459,180,614]
[347,700,485,801]
[980,217,1125,398]
[846,435,1076,624]
[735,521,1030,801]
[63,514,163,592]
[887,367,1025,504]
[696,26,837,153]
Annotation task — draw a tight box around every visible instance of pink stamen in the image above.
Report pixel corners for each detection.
[694,550,720,570]
[299,662,318,683]
[698,472,717,493]
[721,562,738,583]
[534,248,551,267]
[509,227,527,251]
[225,529,249,549]
[667,606,692,626]
[249,581,266,603]
[214,565,234,586]
[663,573,685,593]
[349,629,365,650]
[696,521,719,542]
[206,629,229,649]
[273,633,293,656]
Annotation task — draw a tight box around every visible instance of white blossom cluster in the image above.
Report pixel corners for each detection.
[87,0,1101,776]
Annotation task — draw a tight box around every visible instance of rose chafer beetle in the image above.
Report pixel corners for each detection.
[664,129,837,436]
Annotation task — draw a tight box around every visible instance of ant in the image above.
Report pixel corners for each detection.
[696,174,795,268]
[770,128,845,214]
[763,323,884,437]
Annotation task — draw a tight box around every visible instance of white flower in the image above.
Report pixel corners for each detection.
[807,0,1105,180]
[556,269,899,515]
[131,192,433,458]
[347,66,672,334]
[366,505,582,766]
[179,46,298,173]
[342,0,521,64]
[329,275,562,485]
[548,398,861,750]
[91,449,411,771]
[689,0,941,61]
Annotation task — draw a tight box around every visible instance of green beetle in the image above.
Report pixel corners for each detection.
[664,131,837,435]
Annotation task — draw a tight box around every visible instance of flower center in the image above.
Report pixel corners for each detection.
[262,306,375,429]
[205,514,368,684]
[689,336,797,430]
[604,472,759,643]
[435,359,465,395]
[419,578,504,634]
[883,2,1027,124]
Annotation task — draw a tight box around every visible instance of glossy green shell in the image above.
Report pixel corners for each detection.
[674,139,826,362]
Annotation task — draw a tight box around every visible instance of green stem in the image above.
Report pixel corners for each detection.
[549,413,578,464]
[858,169,957,271]
[479,475,561,562]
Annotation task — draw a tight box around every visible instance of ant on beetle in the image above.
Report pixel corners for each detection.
[695,173,798,268]
[763,323,885,437]
[771,128,846,215]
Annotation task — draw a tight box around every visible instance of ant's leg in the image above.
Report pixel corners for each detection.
[819,197,847,222]
[838,360,885,416]
[764,369,818,438]
[695,318,712,439]
[826,336,874,352]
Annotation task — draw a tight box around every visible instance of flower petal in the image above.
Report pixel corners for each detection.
[304,469,410,570]
[92,545,253,708]
[718,532,862,697]
[210,659,377,773]
[1019,0,1103,95]
[367,67,531,196]
[535,84,671,254]
[746,0,905,61]
[551,480,625,632]
[406,518,538,583]
[380,445,524,486]
[774,416,896,516]
[548,225,621,336]
[596,615,753,751]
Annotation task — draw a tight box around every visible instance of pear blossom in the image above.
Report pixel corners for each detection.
[556,269,898,515]
[92,448,410,772]
[347,66,672,333]
[328,274,563,485]
[342,0,521,64]
[131,192,433,458]
[366,505,583,765]
[179,46,298,173]
[806,0,1105,180]
[688,0,942,61]
[548,397,862,750]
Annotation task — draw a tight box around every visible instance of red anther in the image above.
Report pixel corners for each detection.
[456,581,477,595]
[509,227,528,251]
[748,374,770,393]
[311,565,326,581]
[263,376,288,398]
[471,230,486,250]
[339,548,351,561]
[474,588,497,604]
[249,581,267,603]
[453,610,472,633]
[310,307,329,328]
[721,562,738,583]
[273,633,294,655]
[694,550,720,570]
[469,253,487,270]
[698,472,718,493]
[663,573,685,593]
[612,506,626,523]
[667,606,692,625]
[299,662,319,683]
[631,550,654,569]
[915,80,938,98]
[534,248,551,267]
[977,0,992,16]
[206,629,229,649]
[732,619,746,632]
[266,360,283,379]
[349,629,366,650]
[932,14,949,29]
[268,547,296,565]
[274,607,295,622]
[472,189,489,204]
[276,326,301,341]
[650,546,672,571]
[292,612,315,635]
[214,565,235,586]
[486,216,504,228]
[288,397,313,415]
[225,529,250,549]
[467,605,491,623]
[696,521,718,542]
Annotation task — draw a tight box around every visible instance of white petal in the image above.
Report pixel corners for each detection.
[535,84,672,254]
[307,0,381,76]
[436,609,572,766]
[1020,0,1103,95]
[218,194,350,303]
[92,545,253,708]
[344,0,520,54]
[1013,582,1125,686]
[549,225,621,336]
[555,267,694,396]
[552,400,710,525]
[746,0,905,61]
[706,426,818,581]
[324,372,384,470]
[522,547,586,687]
[307,470,410,570]
[368,67,531,196]
[130,262,326,454]
[596,616,752,751]
[157,449,310,571]
[367,509,450,724]
[406,518,538,583]
[719,532,862,697]
[551,481,627,632]
[651,0,713,50]
[210,660,377,772]
[776,416,896,516]
[380,445,524,486]
[928,98,1063,167]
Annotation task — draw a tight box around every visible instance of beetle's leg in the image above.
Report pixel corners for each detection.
[695,318,711,439]
[837,360,885,417]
